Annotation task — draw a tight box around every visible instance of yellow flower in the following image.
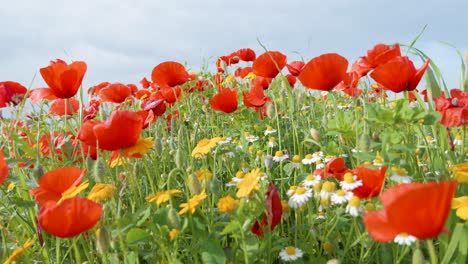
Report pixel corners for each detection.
[125,137,154,156]
[179,190,208,215]
[452,196,468,220]
[3,238,35,264]
[57,182,89,204]
[236,168,262,198]
[449,163,468,183]
[191,137,222,158]
[7,182,16,192]
[217,195,238,213]
[169,228,180,240]
[195,169,213,182]
[145,189,183,206]
[87,183,117,202]
[109,155,128,168]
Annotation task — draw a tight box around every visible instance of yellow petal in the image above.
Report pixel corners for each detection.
[456,206,468,220]
[452,196,468,209]
[125,137,154,156]
[58,182,89,203]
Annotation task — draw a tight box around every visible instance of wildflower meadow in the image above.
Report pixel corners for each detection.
[0,41,467,263]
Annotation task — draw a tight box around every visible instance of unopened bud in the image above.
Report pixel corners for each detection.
[358,133,372,152]
[32,162,44,179]
[167,207,181,229]
[187,174,201,195]
[310,128,320,141]
[264,155,273,169]
[266,103,275,118]
[174,148,183,168]
[96,227,110,254]
[93,160,106,182]
[208,177,221,195]
[412,248,425,264]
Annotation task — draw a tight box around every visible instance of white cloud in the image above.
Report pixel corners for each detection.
[0,0,466,89]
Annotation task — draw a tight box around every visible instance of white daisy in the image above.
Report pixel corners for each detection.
[425,135,436,144]
[230,171,245,183]
[245,133,259,143]
[393,233,418,246]
[390,168,412,183]
[323,155,334,163]
[331,189,353,205]
[311,151,324,163]
[315,160,325,170]
[302,173,322,187]
[288,187,313,208]
[340,172,363,191]
[320,181,336,199]
[316,212,326,220]
[287,186,298,197]
[454,134,462,146]
[268,137,277,148]
[273,151,289,162]
[345,196,361,217]
[279,246,303,262]
[264,126,277,136]
[217,137,232,145]
[302,154,314,165]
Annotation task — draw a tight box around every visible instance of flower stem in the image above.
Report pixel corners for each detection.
[427,239,438,264]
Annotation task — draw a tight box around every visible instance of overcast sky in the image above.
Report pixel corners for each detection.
[1,0,467,90]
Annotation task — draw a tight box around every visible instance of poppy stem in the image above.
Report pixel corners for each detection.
[426,239,439,264]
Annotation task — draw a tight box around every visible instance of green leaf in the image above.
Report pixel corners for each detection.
[221,221,240,235]
[126,228,151,245]
[441,223,464,264]
[423,111,441,125]
[200,238,226,264]
[11,198,36,208]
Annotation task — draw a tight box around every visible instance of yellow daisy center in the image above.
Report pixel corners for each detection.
[349,196,361,207]
[295,187,306,195]
[285,246,296,255]
[275,151,284,157]
[344,173,354,183]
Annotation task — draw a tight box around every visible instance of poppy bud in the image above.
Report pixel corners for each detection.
[32,162,44,179]
[93,160,106,182]
[371,131,380,142]
[358,133,371,152]
[451,98,459,106]
[167,207,181,229]
[174,148,183,168]
[96,227,110,254]
[412,248,425,264]
[264,155,273,169]
[187,173,201,195]
[266,103,275,118]
[208,177,221,195]
[310,128,320,141]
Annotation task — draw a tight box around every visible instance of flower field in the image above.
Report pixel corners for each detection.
[0,43,467,264]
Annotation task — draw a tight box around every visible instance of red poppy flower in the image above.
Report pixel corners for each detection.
[363,181,456,242]
[252,51,287,78]
[252,183,282,237]
[243,84,271,108]
[160,86,181,104]
[234,67,253,78]
[325,157,349,181]
[151,61,189,88]
[83,99,100,120]
[28,88,58,103]
[140,77,151,89]
[48,98,80,116]
[209,88,238,113]
[141,98,167,116]
[0,151,8,185]
[98,83,133,103]
[0,81,27,107]
[285,74,297,88]
[88,82,110,96]
[352,166,387,199]
[370,56,430,93]
[252,76,272,90]
[286,61,305,76]
[435,89,468,127]
[39,59,87,99]
[29,167,86,207]
[354,43,402,76]
[298,53,349,91]
[235,48,256,62]
[93,110,143,151]
[38,196,102,238]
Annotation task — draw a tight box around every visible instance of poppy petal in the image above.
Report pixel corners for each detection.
[28,88,58,103]
[252,51,287,78]
[363,210,400,242]
[0,151,8,185]
[39,197,102,238]
[209,88,238,113]
[48,98,80,116]
[151,61,189,87]
[98,83,133,103]
[93,110,143,151]
[370,56,415,93]
[298,53,348,91]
